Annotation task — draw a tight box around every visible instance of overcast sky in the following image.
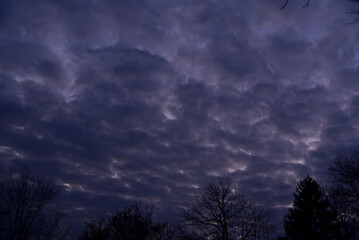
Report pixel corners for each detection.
[1,0,359,234]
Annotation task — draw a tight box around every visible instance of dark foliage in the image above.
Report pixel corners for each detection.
[78,203,174,240]
[180,177,275,240]
[284,175,339,240]
[0,166,70,240]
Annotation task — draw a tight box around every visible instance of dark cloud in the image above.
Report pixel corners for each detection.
[1,0,359,234]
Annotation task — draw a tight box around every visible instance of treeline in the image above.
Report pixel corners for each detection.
[1,153,359,240]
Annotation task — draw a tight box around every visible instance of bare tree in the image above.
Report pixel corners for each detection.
[328,153,359,239]
[249,206,275,240]
[0,166,70,240]
[180,177,275,240]
[79,203,175,240]
[329,154,359,200]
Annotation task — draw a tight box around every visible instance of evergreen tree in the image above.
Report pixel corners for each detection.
[283,175,339,240]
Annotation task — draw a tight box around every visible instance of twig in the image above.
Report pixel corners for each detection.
[281,0,289,10]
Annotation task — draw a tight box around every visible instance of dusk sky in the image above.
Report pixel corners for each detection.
[1,0,359,234]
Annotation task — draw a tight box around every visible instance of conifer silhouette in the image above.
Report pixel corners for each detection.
[284,175,339,240]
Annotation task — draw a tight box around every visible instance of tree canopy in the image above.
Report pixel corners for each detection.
[328,153,359,239]
[0,167,70,240]
[180,177,275,240]
[79,203,174,240]
[284,175,339,240]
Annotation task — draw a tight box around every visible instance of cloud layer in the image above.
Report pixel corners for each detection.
[1,0,359,232]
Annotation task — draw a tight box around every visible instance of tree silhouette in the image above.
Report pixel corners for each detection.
[79,203,174,240]
[283,175,339,240]
[328,153,359,239]
[180,177,275,240]
[0,166,70,240]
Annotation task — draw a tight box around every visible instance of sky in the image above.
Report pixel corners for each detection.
[1,0,359,235]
